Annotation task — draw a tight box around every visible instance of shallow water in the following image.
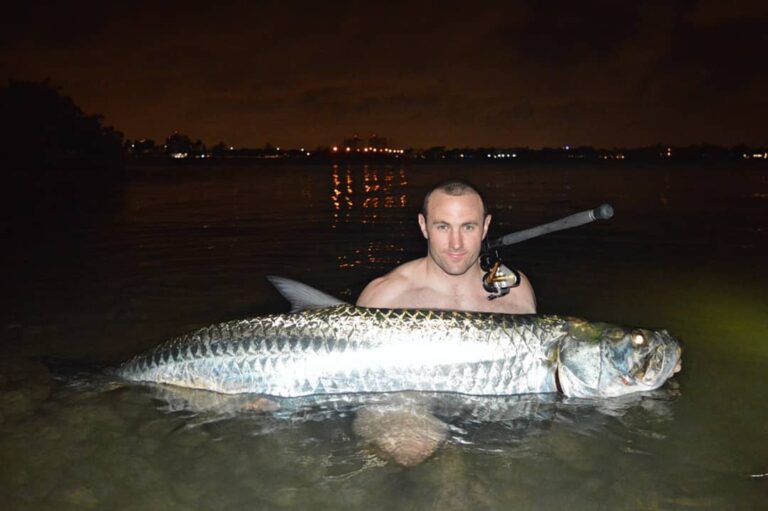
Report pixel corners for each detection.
[1,162,767,510]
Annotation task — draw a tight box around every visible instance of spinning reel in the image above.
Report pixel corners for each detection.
[479,246,520,301]
[480,203,614,301]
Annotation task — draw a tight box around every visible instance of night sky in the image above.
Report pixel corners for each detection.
[2,0,767,149]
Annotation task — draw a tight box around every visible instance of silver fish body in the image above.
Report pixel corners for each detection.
[116,304,681,399]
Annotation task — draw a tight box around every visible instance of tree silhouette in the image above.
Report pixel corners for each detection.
[0,79,124,176]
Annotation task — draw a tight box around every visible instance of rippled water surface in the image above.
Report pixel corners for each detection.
[1,162,767,510]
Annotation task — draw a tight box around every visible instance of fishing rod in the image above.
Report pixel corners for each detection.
[481,203,614,299]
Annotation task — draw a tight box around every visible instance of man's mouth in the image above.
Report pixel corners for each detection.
[446,252,466,261]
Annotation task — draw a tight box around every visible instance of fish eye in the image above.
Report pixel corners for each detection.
[631,332,645,346]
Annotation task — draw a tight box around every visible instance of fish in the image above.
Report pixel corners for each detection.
[115,277,682,400]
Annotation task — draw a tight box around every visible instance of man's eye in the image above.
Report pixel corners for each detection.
[436,224,448,231]
[463,225,475,231]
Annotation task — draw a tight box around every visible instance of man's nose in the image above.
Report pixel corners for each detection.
[449,230,463,249]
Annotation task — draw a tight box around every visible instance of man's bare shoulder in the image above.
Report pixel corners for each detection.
[494,271,537,314]
[356,259,424,308]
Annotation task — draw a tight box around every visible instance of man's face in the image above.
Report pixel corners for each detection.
[418,190,491,276]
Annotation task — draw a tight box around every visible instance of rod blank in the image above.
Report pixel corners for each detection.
[488,204,614,249]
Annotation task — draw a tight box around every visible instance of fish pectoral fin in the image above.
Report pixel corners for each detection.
[266,276,347,312]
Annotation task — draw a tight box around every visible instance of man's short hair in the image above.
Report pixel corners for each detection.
[421,179,488,218]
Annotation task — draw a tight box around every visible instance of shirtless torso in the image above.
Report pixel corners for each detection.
[356,257,536,313]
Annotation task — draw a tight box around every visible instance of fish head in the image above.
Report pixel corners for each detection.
[558,319,682,398]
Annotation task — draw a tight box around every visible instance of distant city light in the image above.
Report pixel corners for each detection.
[332,146,338,152]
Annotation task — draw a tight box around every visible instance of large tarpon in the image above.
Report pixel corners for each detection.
[115,277,682,399]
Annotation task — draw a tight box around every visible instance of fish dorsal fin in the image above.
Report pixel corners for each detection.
[266,276,347,313]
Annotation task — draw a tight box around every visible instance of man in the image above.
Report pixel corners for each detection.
[357,180,536,313]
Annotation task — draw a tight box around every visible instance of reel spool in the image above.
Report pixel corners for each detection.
[480,250,520,300]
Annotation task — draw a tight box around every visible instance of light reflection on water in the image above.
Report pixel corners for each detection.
[331,165,410,270]
[1,162,767,510]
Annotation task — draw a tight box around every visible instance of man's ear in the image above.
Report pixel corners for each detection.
[482,214,492,239]
[418,213,428,239]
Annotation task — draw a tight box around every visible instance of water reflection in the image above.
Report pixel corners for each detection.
[331,165,412,271]
[336,242,406,270]
[330,165,409,225]
[330,164,354,223]
[128,381,680,469]
[361,166,408,213]
[3,162,767,509]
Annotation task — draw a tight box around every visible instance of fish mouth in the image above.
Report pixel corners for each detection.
[666,342,683,377]
[642,342,682,388]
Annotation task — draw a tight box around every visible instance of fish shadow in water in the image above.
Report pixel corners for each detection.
[137,383,682,466]
[41,359,681,467]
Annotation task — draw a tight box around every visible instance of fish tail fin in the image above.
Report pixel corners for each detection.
[38,356,116,390]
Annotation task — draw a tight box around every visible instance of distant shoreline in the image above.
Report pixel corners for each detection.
[124,153,768,169]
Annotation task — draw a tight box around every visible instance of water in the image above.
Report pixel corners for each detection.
[1,162,767,510]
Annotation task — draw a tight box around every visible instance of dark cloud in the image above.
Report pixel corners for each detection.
[491,2,643,68]
[1,0,766,147]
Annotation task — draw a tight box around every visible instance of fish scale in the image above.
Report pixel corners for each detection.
[118,305,559,395]
[115,303,680,398]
